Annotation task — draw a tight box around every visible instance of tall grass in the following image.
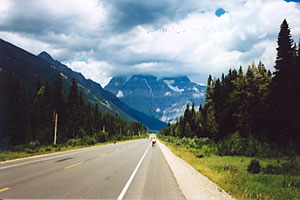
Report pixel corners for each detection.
[159,135,300,200]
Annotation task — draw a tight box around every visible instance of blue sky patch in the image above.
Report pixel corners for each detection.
[215,8,226,17]
[77,57,88,63]
[284,0,300,3]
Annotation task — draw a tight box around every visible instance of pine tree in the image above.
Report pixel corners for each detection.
[7,73,28,145]
[53,73,66,141]
[205,105,218,139]
[67,78,80,138]
[32,81,54,144]
[269,19,297,145]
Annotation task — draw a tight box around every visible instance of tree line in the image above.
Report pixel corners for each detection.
[5,73,146,147]
[160,19,300,154]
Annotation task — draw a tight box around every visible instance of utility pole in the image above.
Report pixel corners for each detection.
[54,112,58,145]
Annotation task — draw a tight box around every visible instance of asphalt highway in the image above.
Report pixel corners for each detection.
[0,139,185,199]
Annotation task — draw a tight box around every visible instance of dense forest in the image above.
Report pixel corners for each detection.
[4,72,146,148]
[160,19,300,155]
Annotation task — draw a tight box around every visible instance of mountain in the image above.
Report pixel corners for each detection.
[105,75,206,123]
[0,39,166,132]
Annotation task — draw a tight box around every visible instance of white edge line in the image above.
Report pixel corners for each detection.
[117,144,150,200]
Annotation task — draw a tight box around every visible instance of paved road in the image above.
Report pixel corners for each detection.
[0,139,185,199]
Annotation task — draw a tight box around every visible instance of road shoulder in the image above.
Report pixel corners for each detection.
[158,140,235,200]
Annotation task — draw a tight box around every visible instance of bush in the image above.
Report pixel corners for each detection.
[174,140,181,146]
[45,146,52,151]
[83,136,96,145]
[28,140,40,150]
[25,148,37,154]
[217,132,245,156]
[193,137,211,146]
[195,152,204,158]
[96,131,107,143]
[247,159,261,174]
[66,138,82,146]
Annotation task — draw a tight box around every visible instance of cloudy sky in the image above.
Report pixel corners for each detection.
[1,0,300,86]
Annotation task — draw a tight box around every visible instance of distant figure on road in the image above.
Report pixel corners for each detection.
[152,137,156,147]
[113,137,117,144]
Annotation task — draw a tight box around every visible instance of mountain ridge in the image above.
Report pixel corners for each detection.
[37,51,167,131]
[0,39,166,132]
[105,74,206,123]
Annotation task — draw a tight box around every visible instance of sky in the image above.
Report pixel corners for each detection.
[0,0,300,86]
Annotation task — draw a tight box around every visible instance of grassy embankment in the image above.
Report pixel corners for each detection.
[158,135,300,200]
[0,135,147,162]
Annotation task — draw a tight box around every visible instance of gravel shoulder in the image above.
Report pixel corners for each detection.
[158,140,235,200]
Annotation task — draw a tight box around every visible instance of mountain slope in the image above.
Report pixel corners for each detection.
[38,52,166,131]
[0,39,166,131]
[105,75,206,123]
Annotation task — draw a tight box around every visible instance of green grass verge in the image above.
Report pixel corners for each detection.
[158,136,300,200]
[0,135,147,162]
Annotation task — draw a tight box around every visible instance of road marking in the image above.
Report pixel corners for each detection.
[99,153,106,157]
[0,149,90,170]
[64,161,85,170]
[0,187,9,192]
[117,144,150,200]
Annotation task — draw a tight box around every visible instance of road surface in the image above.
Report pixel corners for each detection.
[0,139,185,199]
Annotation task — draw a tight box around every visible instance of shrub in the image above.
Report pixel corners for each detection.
[247,159,261,174]
[193,137,211,146]
[96,131,108,143]
[25,148,36,154]
[217,132,245,156]
[174,140,181,146]
[45,146,52,151]
[28,141,40,150]
[83,136,96,145]
[66,138,82,146]
[195,152,204,158]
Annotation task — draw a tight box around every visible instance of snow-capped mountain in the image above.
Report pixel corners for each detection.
[105,75,206,124]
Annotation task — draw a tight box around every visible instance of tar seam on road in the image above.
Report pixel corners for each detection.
[117,144,151,200]
[0,187,9,193]
[64,161,85,169]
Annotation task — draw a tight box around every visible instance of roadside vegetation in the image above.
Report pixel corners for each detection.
[159,19,300,200]
[158,134,300,200]
[2,71,148,160]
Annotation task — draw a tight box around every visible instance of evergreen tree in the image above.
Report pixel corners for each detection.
[7,73,28,145]
[32,81,54,144]
[67,78,80,138]
[269,19,297,145]
[53,73,66,141]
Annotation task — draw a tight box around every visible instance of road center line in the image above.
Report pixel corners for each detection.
[64,161,85,170]
[0,187,9,192]
[117,144,150,200]
[99,153,106,157]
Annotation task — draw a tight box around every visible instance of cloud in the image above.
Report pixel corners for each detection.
[66,60,112,87]
[0,0,300,86]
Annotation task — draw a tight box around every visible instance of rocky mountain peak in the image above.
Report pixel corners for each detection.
[105,75,206,124]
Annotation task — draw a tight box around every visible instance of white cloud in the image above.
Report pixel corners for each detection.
[0,0,300,85]
[66,60,112,87]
